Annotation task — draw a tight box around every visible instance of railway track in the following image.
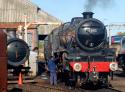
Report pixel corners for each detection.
[8,71,125,92]
[23,83,69,92]
[8,83,72,92]
[8,82,121,92]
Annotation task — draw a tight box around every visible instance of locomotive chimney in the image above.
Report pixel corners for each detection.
[82,12,94,19]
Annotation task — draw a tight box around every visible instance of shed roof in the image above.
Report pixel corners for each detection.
[0,0,62,23]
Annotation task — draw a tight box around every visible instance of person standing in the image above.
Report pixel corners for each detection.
[47,56,57,85]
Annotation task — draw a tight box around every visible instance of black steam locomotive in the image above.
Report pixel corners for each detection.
[7,28,30,76]
[44,12,117,86]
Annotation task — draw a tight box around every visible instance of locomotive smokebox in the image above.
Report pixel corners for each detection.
[82,12,94,19]
[76,12,106,52]
[6,28,30,66]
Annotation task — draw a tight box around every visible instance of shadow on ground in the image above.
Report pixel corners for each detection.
[79,83,121,92]
[8,88,22,92]
[114,71,125,77]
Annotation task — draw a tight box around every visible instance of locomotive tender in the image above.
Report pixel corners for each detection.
[44,12,118,86]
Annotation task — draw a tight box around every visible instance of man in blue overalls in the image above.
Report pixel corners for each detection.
[47,56,57,85]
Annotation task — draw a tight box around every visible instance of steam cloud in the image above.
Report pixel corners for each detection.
[85,0,113,11]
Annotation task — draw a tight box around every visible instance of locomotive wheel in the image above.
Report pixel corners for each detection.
[101,75,109,88]
[75,76,81,87]
[123,67,125,72]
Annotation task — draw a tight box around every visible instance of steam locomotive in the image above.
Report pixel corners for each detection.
[7,28,30,76]
[44,12,118,86]
[114,36,125,71]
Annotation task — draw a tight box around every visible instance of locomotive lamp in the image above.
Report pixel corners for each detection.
[73,63,82,72]
[109,62,118,71]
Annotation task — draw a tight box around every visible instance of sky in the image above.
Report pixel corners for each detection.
[31,0,125,36]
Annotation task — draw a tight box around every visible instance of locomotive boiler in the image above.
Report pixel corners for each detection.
[44,12,118,86]
[7,28,30,75]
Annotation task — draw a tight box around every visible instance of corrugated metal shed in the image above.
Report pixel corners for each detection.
[0,0,62,34]
[37,10,62,34]
[0,0,38,22]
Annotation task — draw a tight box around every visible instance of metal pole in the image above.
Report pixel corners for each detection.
[24,15,28,43]
[109,26,111,46]
[24,15,28,67]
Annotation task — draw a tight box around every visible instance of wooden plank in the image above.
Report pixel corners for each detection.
[0,30,7,92]
[8,80,34,84]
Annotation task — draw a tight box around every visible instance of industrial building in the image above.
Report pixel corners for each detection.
[0,0,62,76]
[0,0,62,50]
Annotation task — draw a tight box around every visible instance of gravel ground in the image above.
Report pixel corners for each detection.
[8,71,125,92]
